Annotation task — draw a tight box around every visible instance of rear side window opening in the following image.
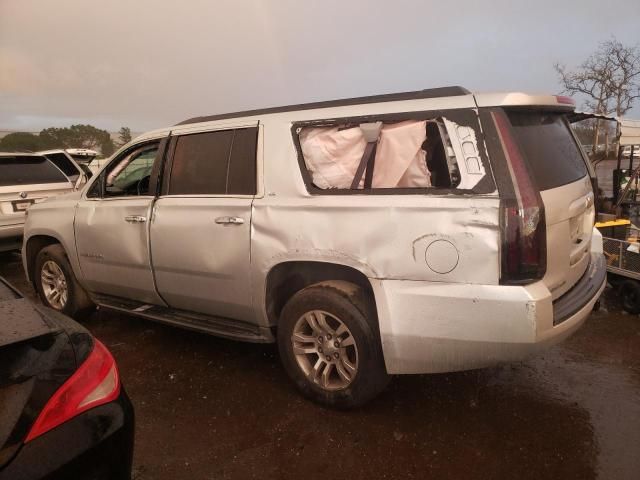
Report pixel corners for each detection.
[293,111,494,195]
[0,156,69,187]
[506,111,588,191]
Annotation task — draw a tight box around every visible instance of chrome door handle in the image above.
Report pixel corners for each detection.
[215,216,244,225]
[124,215,147,223]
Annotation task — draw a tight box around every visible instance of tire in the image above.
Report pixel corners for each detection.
[620,280,640,314]
[277,281,390,408]
[34,244,94,318]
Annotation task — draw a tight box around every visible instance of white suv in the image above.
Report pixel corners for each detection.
[22,87,606,407]
[1,153,73,252]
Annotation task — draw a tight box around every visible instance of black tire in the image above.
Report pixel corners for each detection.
[277,281,390,408]
[620,280,640,314]
[34,244,94,318]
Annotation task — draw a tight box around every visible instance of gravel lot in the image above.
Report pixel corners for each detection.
[2,251,639,480]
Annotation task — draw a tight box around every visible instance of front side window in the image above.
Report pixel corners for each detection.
[168,127,257,195]
[88,143,159,198]
[293,111,493,194]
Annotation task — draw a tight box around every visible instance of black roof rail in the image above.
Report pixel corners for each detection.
[176,86,471,126]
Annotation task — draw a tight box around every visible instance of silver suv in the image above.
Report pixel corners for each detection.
[22,87,606,407]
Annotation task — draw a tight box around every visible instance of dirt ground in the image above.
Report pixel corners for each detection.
[1,251,639,480]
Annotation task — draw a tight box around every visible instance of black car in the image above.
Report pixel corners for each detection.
[0,277,134,480]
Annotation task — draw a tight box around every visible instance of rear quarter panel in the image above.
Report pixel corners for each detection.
[251,110,501,326]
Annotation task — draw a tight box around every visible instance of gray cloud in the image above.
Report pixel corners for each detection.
[1,0,639,132]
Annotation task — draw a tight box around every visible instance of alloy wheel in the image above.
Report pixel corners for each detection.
[40,260,68,310]
[291,310,359,390]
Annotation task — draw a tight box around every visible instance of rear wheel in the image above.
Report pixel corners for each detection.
[34,244,94,318]
[277,281,390,408]
[620,280,640,314]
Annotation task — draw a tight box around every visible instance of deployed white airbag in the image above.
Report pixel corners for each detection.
[299,120,430,189]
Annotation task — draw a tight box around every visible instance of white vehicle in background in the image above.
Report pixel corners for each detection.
[65,148,98,165]
[38,149,93,189]
[0,153,73,252]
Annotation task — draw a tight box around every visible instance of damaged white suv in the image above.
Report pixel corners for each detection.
[22,87,606,407]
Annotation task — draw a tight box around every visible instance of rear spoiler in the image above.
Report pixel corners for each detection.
[568,113,640,147]
[567,111,616,124]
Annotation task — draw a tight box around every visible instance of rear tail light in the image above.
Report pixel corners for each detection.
[25,339,120,443]
[555,95,575,106]
[492,110,547,284]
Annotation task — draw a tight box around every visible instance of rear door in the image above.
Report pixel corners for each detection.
[74,138,167,303]
[149,125,258,322]
[0,155,72,230]
[506,111,594,299]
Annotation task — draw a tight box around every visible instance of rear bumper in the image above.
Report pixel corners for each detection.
[0,389,134,480]
[0,223,24,252]
[373,252,606,375]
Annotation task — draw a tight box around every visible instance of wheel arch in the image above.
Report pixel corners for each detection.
[264,260,377,327]
[25,235,63,286]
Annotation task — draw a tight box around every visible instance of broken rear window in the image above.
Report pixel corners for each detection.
[294,114,493,194]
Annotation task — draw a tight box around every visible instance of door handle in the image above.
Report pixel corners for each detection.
[124,215,147,223]
[215,216,244,225]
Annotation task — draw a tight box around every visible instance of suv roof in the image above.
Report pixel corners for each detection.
[128,88,578,145]
[176,86,472,125]
[175,88,576,126]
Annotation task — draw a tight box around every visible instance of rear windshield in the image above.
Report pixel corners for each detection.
[43,152,78,177]
[507,111,588,190]
[0,156,69,187]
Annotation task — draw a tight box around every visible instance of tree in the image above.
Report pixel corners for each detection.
[39,124,114,155]
[0,132,44,152]
[118,127,132,146]
[556,38,640,157]
[606,39,640,117]
[101,137,115,156]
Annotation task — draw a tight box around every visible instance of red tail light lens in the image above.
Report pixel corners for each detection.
[492,110,547,284]
[555,95,575,106]
[25,339,120,443]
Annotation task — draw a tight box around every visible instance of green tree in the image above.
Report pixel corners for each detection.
[101,137,115,156]
[118,127,132,146]
[40,124,114,155]
[0,132,43,151]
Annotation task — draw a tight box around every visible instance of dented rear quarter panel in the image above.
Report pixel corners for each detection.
[251,106,501,326]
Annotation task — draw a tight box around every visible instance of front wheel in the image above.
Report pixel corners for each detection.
[34,244,94,318]
[277,282,390,408]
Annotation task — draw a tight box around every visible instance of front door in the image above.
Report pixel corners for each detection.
[150,126,258,322]
[74,138,167,304]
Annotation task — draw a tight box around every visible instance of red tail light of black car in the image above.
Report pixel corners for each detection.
[25,339,120,443]
[491,109,547,284]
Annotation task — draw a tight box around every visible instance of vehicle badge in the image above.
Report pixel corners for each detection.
[19,192,28,199]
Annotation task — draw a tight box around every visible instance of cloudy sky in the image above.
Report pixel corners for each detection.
[1,0,639,132]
